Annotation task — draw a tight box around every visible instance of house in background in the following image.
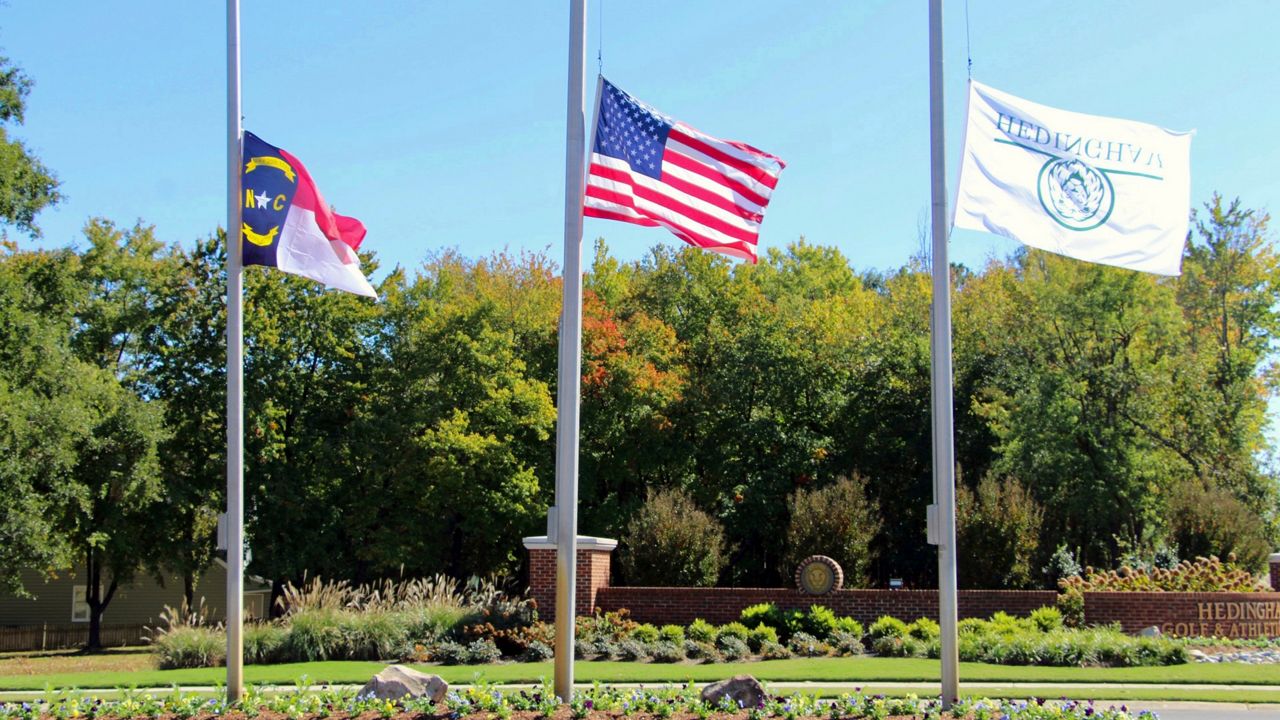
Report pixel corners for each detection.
[0,560,271,651]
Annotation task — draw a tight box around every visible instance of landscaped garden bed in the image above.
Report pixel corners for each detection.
[0,683,1157,720]
[147,577,1192,671]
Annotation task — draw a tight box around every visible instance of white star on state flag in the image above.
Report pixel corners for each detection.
[255,190,270,209]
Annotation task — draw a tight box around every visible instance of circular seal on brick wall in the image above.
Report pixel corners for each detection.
[795,555,843,595]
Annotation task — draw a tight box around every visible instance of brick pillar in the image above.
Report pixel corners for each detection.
[1270,553,1280,591]
[523,536,617,619]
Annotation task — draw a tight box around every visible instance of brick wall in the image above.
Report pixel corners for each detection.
[1084,591,1280,637]
[524,540,1280,638]
[524,537,615,618]
[595,587,1056,626]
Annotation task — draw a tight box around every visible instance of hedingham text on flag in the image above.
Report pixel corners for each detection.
[953,80,1193,276]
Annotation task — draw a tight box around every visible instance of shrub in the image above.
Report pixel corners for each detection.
[833,617,863,638]
[466,638,501,664]
[1042,544,1083,587]
[870,635,909,657]
[591,639,620,659]
[650,640,685,663]
[784,475,881,586]
[630,623,660,643]
[716,635,750,660]
[433,640,470,665]
[243,623,288,664]
[687,618,716,643]
[787,631,831,657]
[684,639,719,662]
[520,640,553,662]
[906,618,939,642]
[1029,606,1063,633]
[620,488,727,586]
[830,630,863,656]
[1060,555,1261,593]
[618,639,650,661]
[152,626,225,669]
[1167,478,1272,572]
[716,621,750,644]
[956,475,1044,589]
[658,624,686,644]
[578,609,638,642]
[740,602,777,629]
[957,618,990,636]
[802,605,839,640]
[747,623,778,651]
[759,640,793,660]
[867,615,908,641]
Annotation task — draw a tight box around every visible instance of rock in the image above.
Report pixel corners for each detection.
[1137,626,1161,637]
[1189,649,1208,660]
[358,665,448,702]
[701,675,766,709]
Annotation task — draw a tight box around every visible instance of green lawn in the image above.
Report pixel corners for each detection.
[2,657,1279,692]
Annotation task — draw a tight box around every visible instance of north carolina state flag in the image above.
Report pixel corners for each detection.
[240,131,376,297]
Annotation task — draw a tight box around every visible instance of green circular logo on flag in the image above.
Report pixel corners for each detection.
[1037,157,1114,231]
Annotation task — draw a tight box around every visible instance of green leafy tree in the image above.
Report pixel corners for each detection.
[619,487,727,587]
[0,56,60,236]
[956,474,1044,588]
[784,475,881,586]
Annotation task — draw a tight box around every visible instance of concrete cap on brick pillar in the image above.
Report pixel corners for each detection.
[523,536,618,550]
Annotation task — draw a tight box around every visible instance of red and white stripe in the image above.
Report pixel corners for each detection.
[584,122,785,263]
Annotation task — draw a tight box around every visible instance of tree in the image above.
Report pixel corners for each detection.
[619,487,727,587]
[0,239,165,647]
[956,475,1044,588]
[0,56,60,236]
[784,475,881,586]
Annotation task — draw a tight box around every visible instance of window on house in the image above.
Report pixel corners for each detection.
[71,586,90,622]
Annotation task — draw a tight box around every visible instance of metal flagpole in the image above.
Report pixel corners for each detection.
[553,0,588,703]
[225,0,245,701]
[927,0,960,708]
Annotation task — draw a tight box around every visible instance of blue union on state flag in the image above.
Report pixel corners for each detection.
[583,78,785,264]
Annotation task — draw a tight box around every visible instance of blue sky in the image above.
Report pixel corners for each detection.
[3,1,1278,431]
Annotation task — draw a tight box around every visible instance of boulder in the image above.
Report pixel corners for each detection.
[358,665,448,702]
[700,675,766,709]
[1137,626,1161,638]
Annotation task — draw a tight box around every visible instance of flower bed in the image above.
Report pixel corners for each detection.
[0,684,1155,720]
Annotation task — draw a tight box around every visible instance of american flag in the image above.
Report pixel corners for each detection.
[583,78,786,264]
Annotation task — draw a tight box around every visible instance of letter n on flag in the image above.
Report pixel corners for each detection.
[583,78,785,264]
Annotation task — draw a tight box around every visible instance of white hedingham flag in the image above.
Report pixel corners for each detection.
[954,81,1193,276]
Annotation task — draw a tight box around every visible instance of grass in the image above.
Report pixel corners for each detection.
[2,655,1280,691]
[0,647,155,677]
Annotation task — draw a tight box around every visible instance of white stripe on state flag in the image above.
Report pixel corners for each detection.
[278,205,377,297]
